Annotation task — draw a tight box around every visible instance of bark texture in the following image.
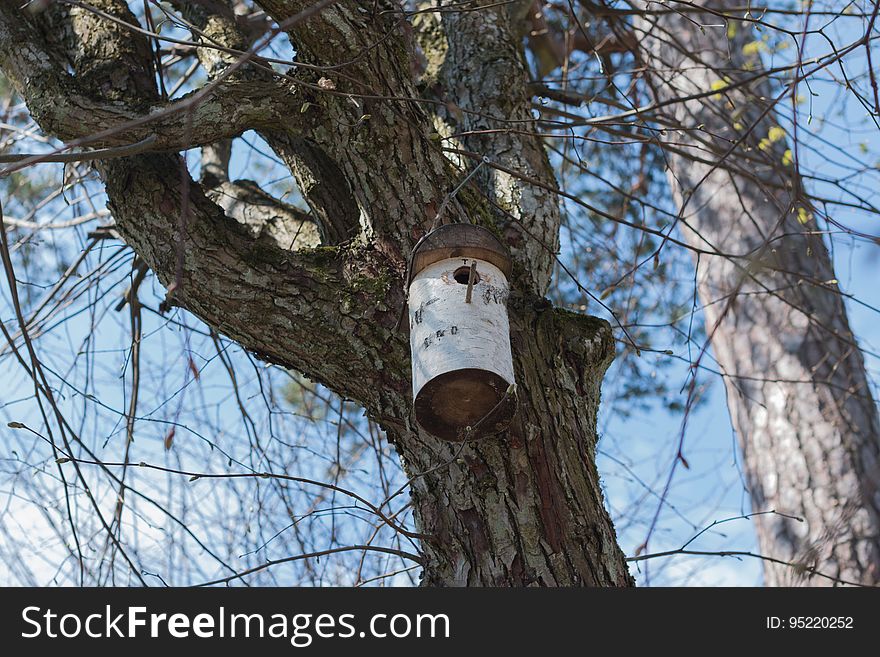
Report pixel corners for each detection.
[414,0,561,292]
[634,1,880,585]
[0,1,632,585]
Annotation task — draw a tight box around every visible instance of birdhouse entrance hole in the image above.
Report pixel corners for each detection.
[453,266,479,285]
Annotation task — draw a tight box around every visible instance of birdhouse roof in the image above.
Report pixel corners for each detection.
[410,224,513,278]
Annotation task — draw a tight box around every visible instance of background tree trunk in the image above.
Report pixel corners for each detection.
[633,1,880,585]
[0,1,632,586]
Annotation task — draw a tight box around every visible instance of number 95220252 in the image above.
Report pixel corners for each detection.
[788,617,853,629]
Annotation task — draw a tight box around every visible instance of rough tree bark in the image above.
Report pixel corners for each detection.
[0,1,632,585]
[632,1,880,585]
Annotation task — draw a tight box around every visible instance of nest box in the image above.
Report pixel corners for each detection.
[407,224,517,441]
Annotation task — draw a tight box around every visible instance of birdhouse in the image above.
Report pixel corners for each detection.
[408,224,516,441]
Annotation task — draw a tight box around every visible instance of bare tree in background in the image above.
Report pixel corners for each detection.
[632,0,880,586]
[0,0,877,587]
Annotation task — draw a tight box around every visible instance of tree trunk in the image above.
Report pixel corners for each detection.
[0,1,632,586]
[634,1,880,585]
[384,305,630,585]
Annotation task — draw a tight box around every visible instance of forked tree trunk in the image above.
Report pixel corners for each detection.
[0,1,633,585]
[634,1,880,585]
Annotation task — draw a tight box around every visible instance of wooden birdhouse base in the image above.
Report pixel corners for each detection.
[414,367,516,441]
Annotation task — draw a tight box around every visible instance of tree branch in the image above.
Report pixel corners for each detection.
[0,0,410,415]
[101,150,409,412]
[205,177,321,251]
[167,0,361,244]
[0,2,306,150]
[252,0,478,255]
